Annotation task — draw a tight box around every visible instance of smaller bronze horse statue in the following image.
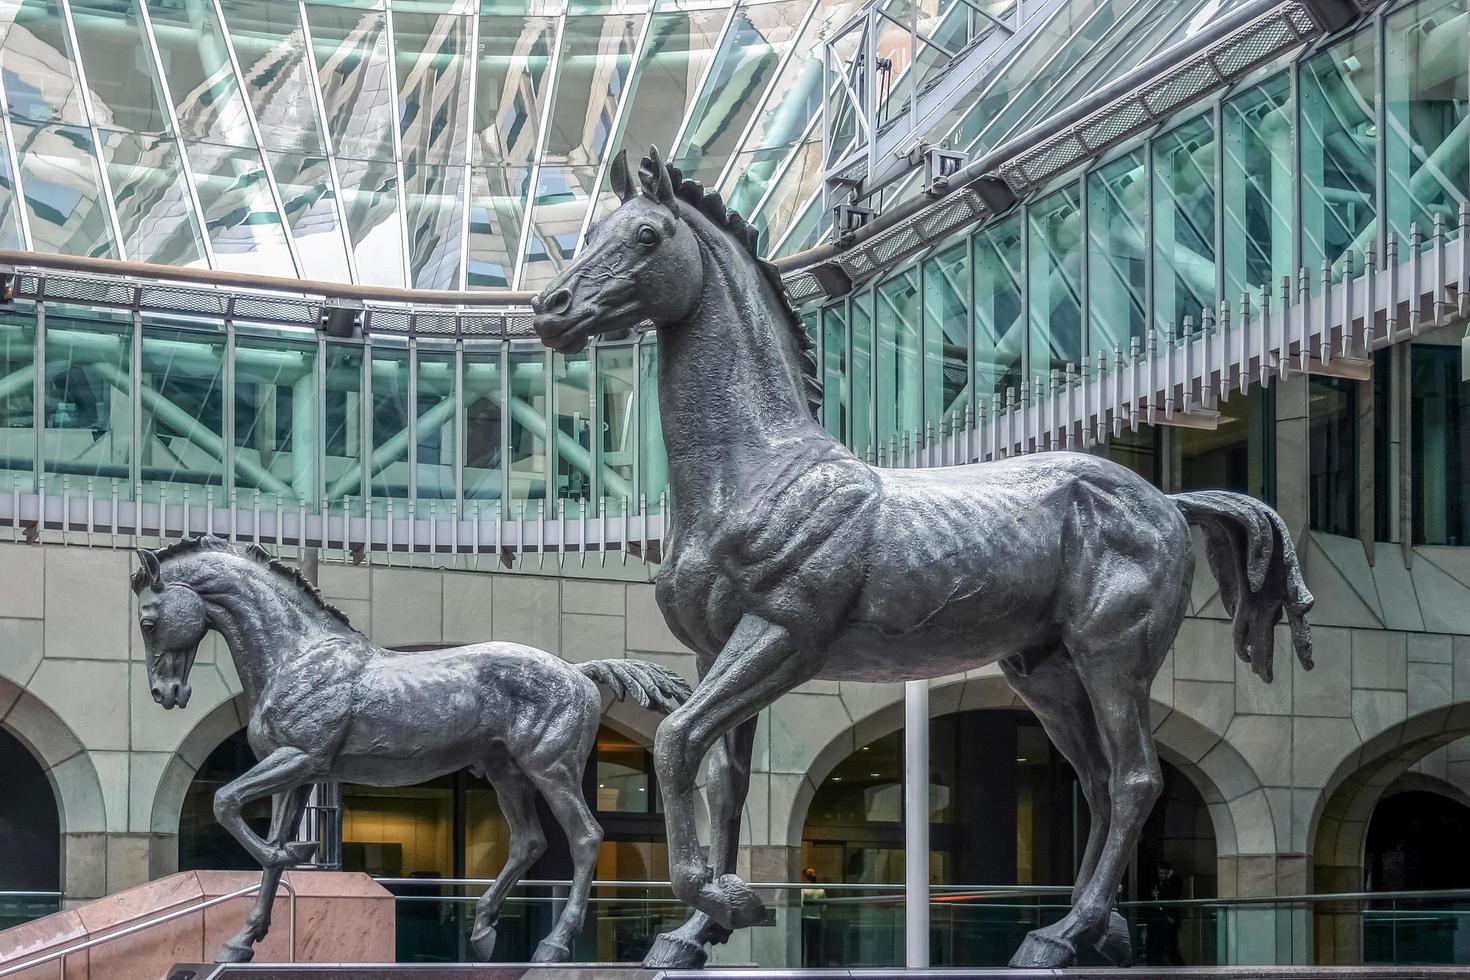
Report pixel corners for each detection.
[134,535,690,964]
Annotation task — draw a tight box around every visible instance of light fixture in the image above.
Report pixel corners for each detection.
[869,772,881,778]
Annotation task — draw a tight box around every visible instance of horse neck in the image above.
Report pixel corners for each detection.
[658,221,822,506]
[191,561,349,708]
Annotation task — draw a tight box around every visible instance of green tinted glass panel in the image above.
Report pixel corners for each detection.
[1087,150,1146,352]
[1300,29,1376,289]
[185,140,293,275]
[850,291,872,458]
[508,349,546,507]
[68,0,167,135]
[596,343,634,509]
[14,122,116,259]
[463,346,503,502]
[323,341,365,511]
[1,0,85,127]
[370,343,410,504]
[42,310,131,496]
[1027,184,1081,372]
[822,304,847,443]
[923,242,969,427]
[552,350,591,516]
[973,212,1023,407]
[0,313,35,491]
[1223,74,1293,301]
[99,129,207,267]
[415,345,456,500]
[234,332,318,508]
[875,269,920,451]
[638,338,666,510]
[140,324,225,503]
[1152,114,1215,334]
[146,0,257,145]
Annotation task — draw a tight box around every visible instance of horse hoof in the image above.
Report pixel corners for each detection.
[1008,929,1075,969]
[284,841,318,865]
[469,924,498,961]
[214,943,255,964]
[1095,911,1133,966]
[532,940,571,963]
[702,874,765,930]
[643,932,707,969]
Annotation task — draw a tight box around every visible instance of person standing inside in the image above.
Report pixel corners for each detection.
[1146,860,1185,965]
[800,867,828,965]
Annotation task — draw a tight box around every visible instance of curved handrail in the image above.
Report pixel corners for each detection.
[0,879,296,977]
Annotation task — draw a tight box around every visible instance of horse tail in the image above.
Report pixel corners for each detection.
[1172,490,1314,683]
[579,660,692,715]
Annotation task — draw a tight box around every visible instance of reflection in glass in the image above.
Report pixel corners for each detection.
[617,7,725,170]
[1308,376,1356,537]
[323,341,364,512]
[184,140,293,274]
[394,11,471,169]
[0,314,35,491]
[1385,0,1468,248]
[1300,29,1376,288]
[520,165,596,289]
[462,345,502,502]
[822,303,846,443]
[1027,184,1081,373]
[1178,387,1272,501]
[473,14,553,167]
[973,213,1024,408]
[508,349,546,508]
[67,0,167,134]
[596,343,633,510]
[875,270,920,450]
[1223,74,1292,301]
[415,345,455,501]
[850,290,872,457]
[1,0,85,127]
[268,150,351,282]
[235,331,318,507]
[13,122,115,258]
[370,342,410,505]
[638,338,666,510]
[404,162,465,288]
[338,156,407,286]
[1152,115,1215,334]
[922,242,968,427]
[99,128,207,267]
[220,0,325,154]
[545,14,639,167]
[553,351,591,517]
[306,5,396,161]
[0,127,25,249]
[145,0,257,145]
[42,309,132,496]
[1087,150,1145,353]
[140,323,225,503]
[467,166,527,288]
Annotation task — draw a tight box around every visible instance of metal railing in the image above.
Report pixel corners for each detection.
[0,879,297,977]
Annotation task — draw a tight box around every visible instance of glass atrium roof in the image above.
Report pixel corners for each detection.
[0,0,1271,291]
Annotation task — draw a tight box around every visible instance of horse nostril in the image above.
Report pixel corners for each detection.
[542,289,572,316]
[151,686,164,704]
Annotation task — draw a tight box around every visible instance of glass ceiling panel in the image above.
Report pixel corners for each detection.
[268,148,351,281]
[519,162,595,289]
[12,121,116,258]
[616,5,725,161]
[394,9,472,168]
[68,0,169,135]
[337,153,406,285]
[673,0,808,186]
[543,12,640,167]
[466,163,527,288]
[146,0,258,146]
[220,0,326,155]
[183,138,294,274]
[306,2,397,161]
[473,13,554,166]
[98,127,208,266]
[0,0,87,127]
[404,159,464,288]
[0,123,24,248]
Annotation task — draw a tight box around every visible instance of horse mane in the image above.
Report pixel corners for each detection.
[134,535,359,633]
[644,154,823,416]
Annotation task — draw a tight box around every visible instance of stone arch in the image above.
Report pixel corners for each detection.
[150,694,249,861]
[777,672,1253,865]
[0,675,108,900]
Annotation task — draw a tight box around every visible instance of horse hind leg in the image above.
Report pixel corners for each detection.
[525,758,603,962]
[999,651,1129,966]
[469,761,546,961]
[217,786,310,963]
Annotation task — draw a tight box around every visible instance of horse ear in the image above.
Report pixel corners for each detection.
[640,146,676,209]
[245,543,273,563]
[609,150,634,204]
[136,549,162,588]
[197,535,230,551]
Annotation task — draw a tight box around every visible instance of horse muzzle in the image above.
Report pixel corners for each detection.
[152,680,191,710]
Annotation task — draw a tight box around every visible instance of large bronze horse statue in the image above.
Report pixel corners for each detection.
[531,148,1313,969]
[134,535,690,963]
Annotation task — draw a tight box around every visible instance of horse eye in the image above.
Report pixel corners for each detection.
[141,621,156,635]
[636,225,659,247]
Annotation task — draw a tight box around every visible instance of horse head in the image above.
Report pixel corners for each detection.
[132,539,227,709]
[532,147,704,353]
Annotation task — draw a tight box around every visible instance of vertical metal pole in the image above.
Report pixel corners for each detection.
[904,678,929,969]
[298,539,342,868]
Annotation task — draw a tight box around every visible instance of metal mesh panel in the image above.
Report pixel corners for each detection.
[783,271,822,305]
[918,189,984,240]
[1021,133,1086,184]
[232,296,318,324]
[137,286,230,316]
[39,275,135,306]
[838,250,876,278]
[460,314,503,336]
[504,313,537,336]
[412,312,458,335]
[1285,3,1316,32]
[872,226,922,265]
[1079,100,1150,151]
[1210,17,1296,76]
[1142,60,1218,115]
[369,307,412,334]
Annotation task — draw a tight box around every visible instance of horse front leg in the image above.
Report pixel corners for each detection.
[217,786,310,963]
[652,615,818,939]
[468,761,545,960]
[644,717,758,968]
[214,748,322,868]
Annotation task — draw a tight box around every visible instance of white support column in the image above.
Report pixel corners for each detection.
[904,678,929,970]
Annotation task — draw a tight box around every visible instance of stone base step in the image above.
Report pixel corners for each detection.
[166,965,1470,980]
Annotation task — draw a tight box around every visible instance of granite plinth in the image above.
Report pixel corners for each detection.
[164,966,1470,980]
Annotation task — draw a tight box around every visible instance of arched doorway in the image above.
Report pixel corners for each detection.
[798,708,1216,967]
[0,726,61,928]
[174,723,666,962]
[1362,787,1470,964]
